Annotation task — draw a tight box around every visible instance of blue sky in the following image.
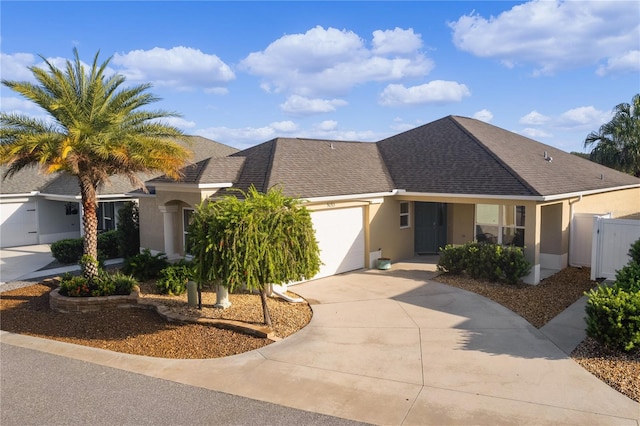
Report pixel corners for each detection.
[1,1,639,153]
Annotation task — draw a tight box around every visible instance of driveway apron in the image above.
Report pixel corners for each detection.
[1,260,638,425]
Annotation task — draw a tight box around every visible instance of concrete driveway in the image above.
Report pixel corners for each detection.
[1,259,638,425]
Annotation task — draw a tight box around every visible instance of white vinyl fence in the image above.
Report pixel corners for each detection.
[590,217,640,281]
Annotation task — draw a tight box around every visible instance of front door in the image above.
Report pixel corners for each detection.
[415,202,447,254]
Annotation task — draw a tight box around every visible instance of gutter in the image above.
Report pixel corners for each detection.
[303,189,401,204]
[400,183,640,203]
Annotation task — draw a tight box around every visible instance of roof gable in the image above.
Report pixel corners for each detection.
[223,137,395,198]
[377,116,536,196]
[452,116,640,196]
[1,136,238,197]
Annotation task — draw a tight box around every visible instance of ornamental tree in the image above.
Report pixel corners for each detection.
[0,49,191,281]
[188,186,321,326]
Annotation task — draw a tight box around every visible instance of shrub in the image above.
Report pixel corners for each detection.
[59,274,91,297]
[51,231,121,264]
[122,249,169,281]
[51,238,84,264]
[156,261,193,295]
[499,246,532,285]
[97,230,120,259]
[585,284,640,352]
[628,238,640,265]
[117,202,140,258]
[615,261,640,292]
[437,245,466,274]
[437,241,531,284]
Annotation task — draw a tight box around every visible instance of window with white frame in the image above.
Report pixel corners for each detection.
[183,208,195,254]
[400,202,410,228]
[475,204,525,247]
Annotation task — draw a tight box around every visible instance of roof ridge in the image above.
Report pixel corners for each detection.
[450,116,541,196]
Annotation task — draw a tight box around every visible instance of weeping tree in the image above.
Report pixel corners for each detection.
[187,186,321,326]
[0,48,191,281]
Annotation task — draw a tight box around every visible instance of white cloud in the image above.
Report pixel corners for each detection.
[450,0,640,75]
[379,80,470,106]
[316,120,338,131]
[473,109,493,122]
[113,46,235,91]
[161,116,196,130]
[280,95,348,115]
[520,110,551,125]
[521,127,552,138]
[0,53,37,81]
[271,120,298,133]
[557,106,612,130]
[372,27,423,55]
[239,25,433,97]
[0,96,43,112]
[597,50,640,76]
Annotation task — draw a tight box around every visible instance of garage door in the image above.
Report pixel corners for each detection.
[0,202,38,248]
[311,207,365,279]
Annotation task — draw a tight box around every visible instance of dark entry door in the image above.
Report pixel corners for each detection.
[415,202,447,254]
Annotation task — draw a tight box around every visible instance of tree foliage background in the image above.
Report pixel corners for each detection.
[585,93,640,177]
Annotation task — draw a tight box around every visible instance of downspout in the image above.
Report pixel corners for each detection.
[568,194,583,266]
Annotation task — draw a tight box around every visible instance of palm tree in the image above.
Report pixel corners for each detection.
[584,93,640,177]
[0,49,192,280]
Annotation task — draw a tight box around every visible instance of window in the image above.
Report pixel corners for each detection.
[400,202,410,228]
[475,204,525,247]
[183,208,195,254]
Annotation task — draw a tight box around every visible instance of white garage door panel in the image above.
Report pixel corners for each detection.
[0,202,38,248]
[311,207,364,279]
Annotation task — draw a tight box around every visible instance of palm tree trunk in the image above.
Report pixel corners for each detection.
[259,288,272,327]
[79,175,99,280]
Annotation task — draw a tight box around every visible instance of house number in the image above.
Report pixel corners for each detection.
[327,202,336,207]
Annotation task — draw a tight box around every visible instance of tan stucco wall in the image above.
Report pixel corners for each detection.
[448,203,475,245]
[368,197,414,261]
[138,197,164,253]
[573,187,640,217]
[540,203,563,255]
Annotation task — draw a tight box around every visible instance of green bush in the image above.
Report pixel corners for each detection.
[628,238,640,265]
[499,246,532,285]
[156,261,193,295]
[437,245,466,274]
[51,231,120,264]
[105,271,137,295]
[585,284,640,352]
[615,261,640,292]
[117,202,140,258]
[122,249,169,281]
[51,238,84,264]
[437,241,531,284]
[97,230,120,259]
[59,274,91,297]
[58,270,137,297]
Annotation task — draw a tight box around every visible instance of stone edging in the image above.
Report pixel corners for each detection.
[45,278,277,341]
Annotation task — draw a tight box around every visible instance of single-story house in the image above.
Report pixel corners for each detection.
[136,115,640,284]
[0,136,238,248]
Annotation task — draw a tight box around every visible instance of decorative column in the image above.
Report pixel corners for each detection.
[158,205,179,259]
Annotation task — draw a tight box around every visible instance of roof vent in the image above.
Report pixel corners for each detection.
[330,143,335,150]
[544,151,548,158]
[546,156,553,163]
[600,173,604,180]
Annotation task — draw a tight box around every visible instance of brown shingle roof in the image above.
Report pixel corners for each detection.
[1,136,238,197]
[377,115,640,197]
[451,116,640,196]
[220,138,395,198]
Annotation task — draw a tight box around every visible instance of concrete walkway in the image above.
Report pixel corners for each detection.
[1,253,638,425]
